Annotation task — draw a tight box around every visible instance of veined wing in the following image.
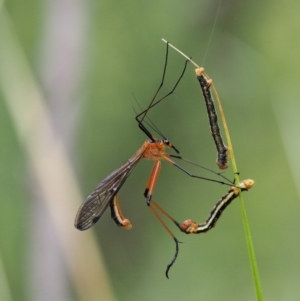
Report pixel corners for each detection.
[75,151,144,230]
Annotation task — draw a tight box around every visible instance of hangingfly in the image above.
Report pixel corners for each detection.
[75,41,254,278]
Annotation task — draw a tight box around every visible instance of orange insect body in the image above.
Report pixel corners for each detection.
[75,138,175,231]
[142,140,165,159]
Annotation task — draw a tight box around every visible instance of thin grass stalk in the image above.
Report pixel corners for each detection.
[211,84,264,301]
[162,38,263,300]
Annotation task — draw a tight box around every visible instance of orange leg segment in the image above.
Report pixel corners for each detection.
[144,160,161,204]
[148,201,180,279]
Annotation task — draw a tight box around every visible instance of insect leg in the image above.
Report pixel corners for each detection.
[148,203,181,279]
[144,160,161,205]
[110,195,132,229]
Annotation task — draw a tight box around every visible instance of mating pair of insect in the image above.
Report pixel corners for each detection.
[75,40,254,278]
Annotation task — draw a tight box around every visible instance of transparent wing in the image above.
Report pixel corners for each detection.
[75,154,143,230]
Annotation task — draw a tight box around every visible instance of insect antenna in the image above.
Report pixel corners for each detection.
[133,100,180,153]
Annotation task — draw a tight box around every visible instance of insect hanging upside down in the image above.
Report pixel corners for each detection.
[74,39,254,278]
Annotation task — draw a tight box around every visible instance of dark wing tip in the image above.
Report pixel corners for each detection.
[74,222,87,231]
[74,215,101,231]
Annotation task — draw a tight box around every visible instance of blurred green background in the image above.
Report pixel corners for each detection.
[1,0,299,300]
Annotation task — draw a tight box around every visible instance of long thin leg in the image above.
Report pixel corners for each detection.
[151,180,254,235]
[144,160,161,204]
[136,60,189,125]
[161,39,229,169]
[136,43,189,130]
[151,200,178,225]
[137,42,169,124]
[148,204,180,279]
[147,179,253,277]
[141,59,189,117]
[170,154,233,184]
[161,154,234,187]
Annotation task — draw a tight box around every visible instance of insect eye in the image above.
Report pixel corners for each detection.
[163,139,170,145]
